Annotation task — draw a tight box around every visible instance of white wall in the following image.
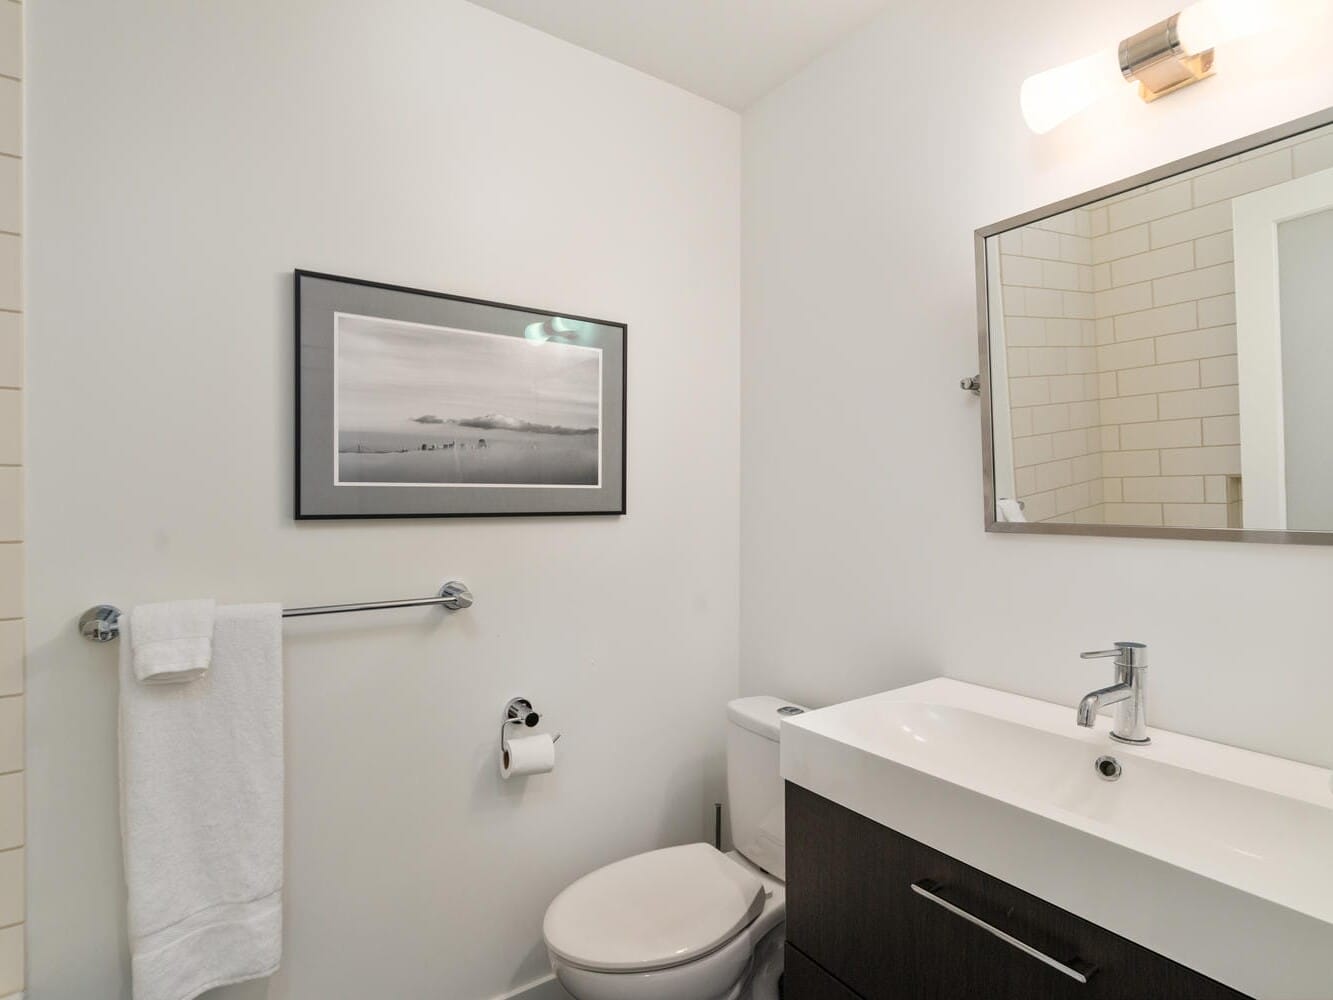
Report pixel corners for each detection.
[25,3,739,999]
[741,0,1333,769]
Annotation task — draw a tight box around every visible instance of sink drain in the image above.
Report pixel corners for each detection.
[1095,755,1123,781]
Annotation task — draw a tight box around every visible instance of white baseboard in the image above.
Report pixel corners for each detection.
[494,973,573,1000]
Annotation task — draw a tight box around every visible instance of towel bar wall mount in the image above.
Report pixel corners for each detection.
[77,580,475,643]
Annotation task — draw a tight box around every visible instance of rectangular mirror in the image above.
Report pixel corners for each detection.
[976,108,1333,545]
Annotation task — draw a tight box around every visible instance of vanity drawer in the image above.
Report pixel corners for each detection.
[785,944,863,1000]
[785,782,1251,1000]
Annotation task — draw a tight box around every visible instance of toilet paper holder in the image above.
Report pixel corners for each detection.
[501,697,561,751]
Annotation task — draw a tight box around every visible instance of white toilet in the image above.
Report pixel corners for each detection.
[542,696,805,1000]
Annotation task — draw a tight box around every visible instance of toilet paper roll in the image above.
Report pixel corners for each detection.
[501,733,557,779]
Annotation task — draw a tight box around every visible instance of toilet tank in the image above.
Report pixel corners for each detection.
[726,696,807,881]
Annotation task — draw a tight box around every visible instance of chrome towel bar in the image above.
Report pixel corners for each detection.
[77,581,475,642]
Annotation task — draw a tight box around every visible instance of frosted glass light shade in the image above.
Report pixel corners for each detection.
[1020,47,1126,135]
[1177,0,1321,51]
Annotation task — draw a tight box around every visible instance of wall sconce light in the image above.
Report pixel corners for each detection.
[1020,0,1323,134]
[1119,13,1215,103]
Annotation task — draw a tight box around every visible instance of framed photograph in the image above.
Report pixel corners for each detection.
[295,270,626,518]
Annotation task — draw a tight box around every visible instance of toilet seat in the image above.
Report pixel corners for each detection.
[543,843,765,974]
[547,853,786,1000]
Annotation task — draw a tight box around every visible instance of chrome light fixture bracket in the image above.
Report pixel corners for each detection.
[1120,14,1215,103]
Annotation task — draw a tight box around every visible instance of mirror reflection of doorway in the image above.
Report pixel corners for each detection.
[1234,168,1333,531]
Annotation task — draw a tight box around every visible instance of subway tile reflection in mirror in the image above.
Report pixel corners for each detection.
[980,112,1333,541]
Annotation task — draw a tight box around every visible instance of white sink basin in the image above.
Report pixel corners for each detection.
[780,678,1333,1000]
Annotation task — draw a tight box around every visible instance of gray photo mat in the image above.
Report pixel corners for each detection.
[297,273,626,517]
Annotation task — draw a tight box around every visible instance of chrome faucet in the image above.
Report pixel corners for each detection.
[1077,642,1150,745]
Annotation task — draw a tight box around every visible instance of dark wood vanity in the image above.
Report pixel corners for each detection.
[784,783,1253,1000]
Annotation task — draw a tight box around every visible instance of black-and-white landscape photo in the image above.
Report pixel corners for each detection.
[335,313,602,487]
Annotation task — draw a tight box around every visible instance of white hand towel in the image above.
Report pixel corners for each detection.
[129,600,216,684]
[119,603,283,1000]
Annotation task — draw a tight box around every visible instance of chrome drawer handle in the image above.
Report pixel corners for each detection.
[910,879,1096,984]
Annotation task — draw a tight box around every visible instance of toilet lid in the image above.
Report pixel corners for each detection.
[543,844,765,973]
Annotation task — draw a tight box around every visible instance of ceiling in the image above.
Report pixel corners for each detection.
[466,0,892,110]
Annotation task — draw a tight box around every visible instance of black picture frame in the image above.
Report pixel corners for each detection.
[295,270,627,519]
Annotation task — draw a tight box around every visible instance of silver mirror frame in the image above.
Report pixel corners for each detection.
[975,106,1333,546]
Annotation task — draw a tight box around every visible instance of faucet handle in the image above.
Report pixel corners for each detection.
[1080,642,1147,667]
